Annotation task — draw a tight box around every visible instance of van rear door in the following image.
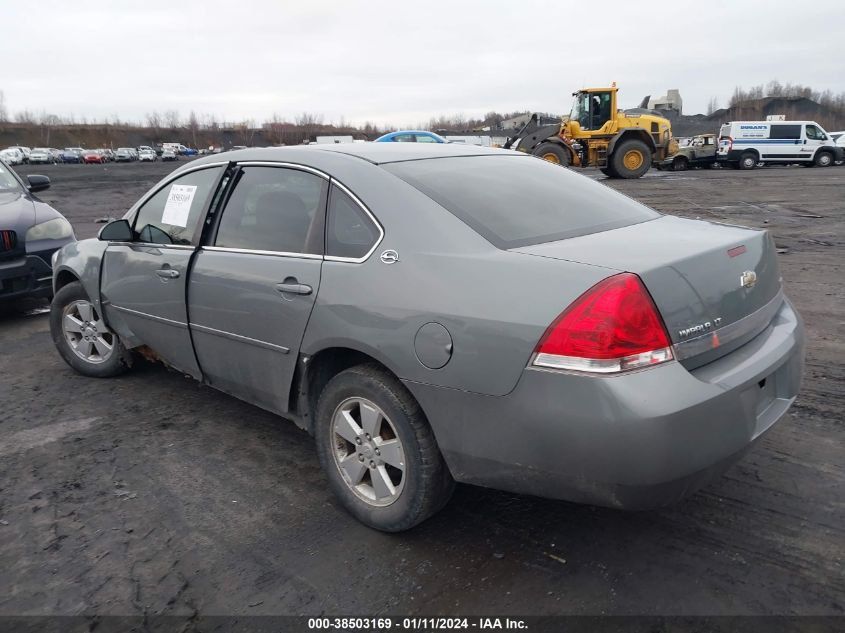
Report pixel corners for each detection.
[717,123,732,157]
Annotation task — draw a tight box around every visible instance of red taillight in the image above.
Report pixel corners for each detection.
[533,273,674,374]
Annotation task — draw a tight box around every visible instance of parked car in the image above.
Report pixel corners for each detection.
[0,148,25,165]
[29,148,58,165]
[114,148,134,162]
[161,147,178,161]
[374,130,448,143]
[0,158,75,302]
[82,150,106,164]
[50,144,805,532]
[830,131,845,165]
[100,149,115,162]
[7,146,32,163]
[49,149,63,163]
[60,149,83,164]
[657,134,717,171]
[138,149,157,162]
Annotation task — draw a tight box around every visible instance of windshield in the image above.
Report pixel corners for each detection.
[569,93,586,123]
[385,155,658,249]
[0,163,21,191]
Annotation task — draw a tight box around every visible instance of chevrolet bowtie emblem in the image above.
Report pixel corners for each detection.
[740,270,757,289]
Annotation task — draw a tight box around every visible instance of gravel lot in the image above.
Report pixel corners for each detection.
[1,160,843,620]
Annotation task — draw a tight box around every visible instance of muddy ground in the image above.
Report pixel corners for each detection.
[1,160,842,621]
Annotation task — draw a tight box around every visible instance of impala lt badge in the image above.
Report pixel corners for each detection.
[740,270,757,288]
[679,317,723,339]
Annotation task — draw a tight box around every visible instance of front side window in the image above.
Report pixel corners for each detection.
[0,163,22,191]
[805,125,825,141]
[133,167,223,245]
[393,134,415,143]
[416,134,439,143]
[325,185,380,260]
[214,166,326,254]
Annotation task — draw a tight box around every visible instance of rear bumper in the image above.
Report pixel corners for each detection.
[406,298,804,509]
[0,251,56,300]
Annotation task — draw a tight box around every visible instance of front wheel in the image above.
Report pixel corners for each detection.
[315,364,454,532]
[814,151,833,167]
[50,281,132,377]
[532,142,571,166]
[610,139,652,178]
[672,156,688,171]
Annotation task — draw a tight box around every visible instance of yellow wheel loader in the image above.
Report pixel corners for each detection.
[504,86,677,178]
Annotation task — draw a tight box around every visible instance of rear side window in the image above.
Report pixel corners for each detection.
[214,166,326,254]
[769,124,802,140]
[385,155,659,249]
[133,166,223,245]
[325,185,381,260]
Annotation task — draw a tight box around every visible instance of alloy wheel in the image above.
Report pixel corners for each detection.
[331,397,406,507]
[62,300,115,364]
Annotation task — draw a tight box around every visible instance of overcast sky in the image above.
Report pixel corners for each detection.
[2,0,844,127]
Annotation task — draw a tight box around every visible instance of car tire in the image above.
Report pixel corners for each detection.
[533,142,571,166]
[814,151,833,167]
[315,364,454,532]
[50,281,132,378]
[610,139,652,178]
[739,153,757,170]
[672,156,688,171]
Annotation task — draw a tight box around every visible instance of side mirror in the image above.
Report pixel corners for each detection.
[98,219,134,242]
[26,174,51,193]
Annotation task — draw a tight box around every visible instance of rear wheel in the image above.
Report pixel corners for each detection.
[814,151,833,167]
[739,152,757,170]
[50,281,132,378]
[610,139,651,178]
[315,364,454,532]
[672,156,688,171]
[532,142,571,166]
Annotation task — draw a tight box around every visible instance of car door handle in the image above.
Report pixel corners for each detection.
[275,282,312,295]
[156,268,180,279]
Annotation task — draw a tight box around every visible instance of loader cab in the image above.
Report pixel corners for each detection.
[570,89,615,132]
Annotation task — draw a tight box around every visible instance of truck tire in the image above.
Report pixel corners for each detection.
[672,156,688,171]
[600,166,617,177]
[814,151,833,167]
[533,142,570,166]
[610,139,651,178]
[739,152,757,170]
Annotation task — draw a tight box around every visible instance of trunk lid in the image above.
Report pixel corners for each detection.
[512,216,783,368]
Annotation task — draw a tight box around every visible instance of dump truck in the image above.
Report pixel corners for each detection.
[503,85,677,178]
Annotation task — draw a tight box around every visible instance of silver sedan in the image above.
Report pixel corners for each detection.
[50,143,804,531]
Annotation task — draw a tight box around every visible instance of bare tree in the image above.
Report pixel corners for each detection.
[235,119,257,145]
[706,97,719,116]
[187,110,200,147]
[163,109,181,129]
[0,90,7,123]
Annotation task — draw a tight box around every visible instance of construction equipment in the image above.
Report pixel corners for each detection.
[504,85,677,178]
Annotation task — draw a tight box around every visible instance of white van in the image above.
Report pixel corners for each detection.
[717,120,843,169]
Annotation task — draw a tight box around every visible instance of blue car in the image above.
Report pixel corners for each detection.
[60,149,83,164]
[374,130,447,144]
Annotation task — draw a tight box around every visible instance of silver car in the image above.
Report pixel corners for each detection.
[49,144,804,531]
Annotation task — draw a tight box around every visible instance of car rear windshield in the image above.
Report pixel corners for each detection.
[384,155,659,249]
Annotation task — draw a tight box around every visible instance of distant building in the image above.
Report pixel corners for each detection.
[648,89,683,115]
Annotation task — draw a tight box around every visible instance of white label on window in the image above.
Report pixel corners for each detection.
[161,184,197,228]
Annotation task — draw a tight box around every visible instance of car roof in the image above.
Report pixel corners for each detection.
[189,142,506,167]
